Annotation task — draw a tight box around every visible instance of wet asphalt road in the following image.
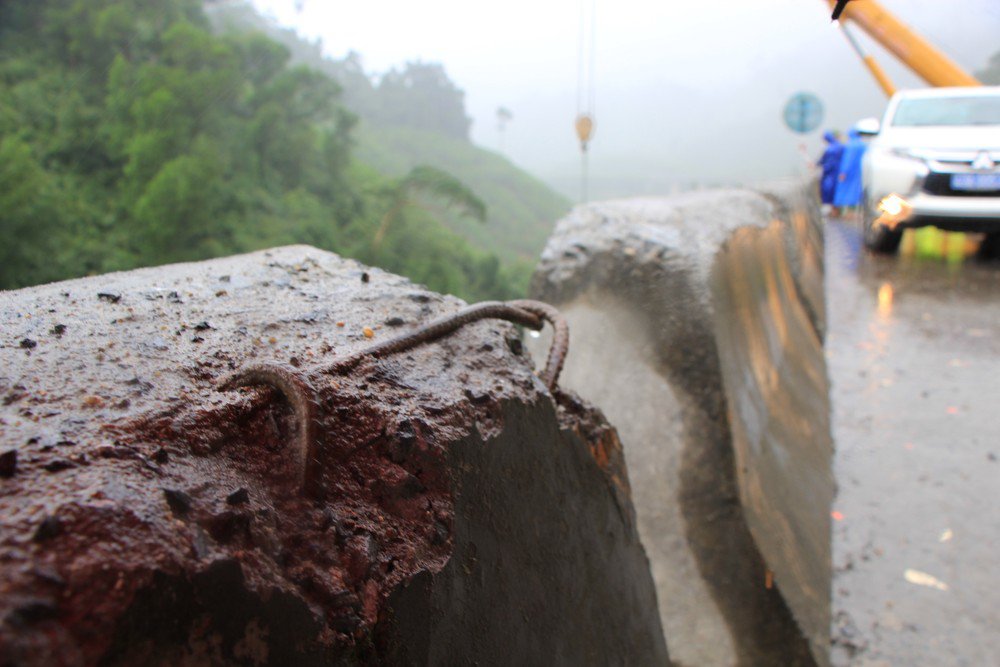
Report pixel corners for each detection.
[825,219,1000,666]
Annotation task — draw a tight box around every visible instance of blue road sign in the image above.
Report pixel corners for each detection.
[784,92,824,134]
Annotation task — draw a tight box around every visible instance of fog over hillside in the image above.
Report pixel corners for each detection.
[251,0,1000,200]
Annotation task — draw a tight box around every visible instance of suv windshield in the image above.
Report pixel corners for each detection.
[891,96,1000,127]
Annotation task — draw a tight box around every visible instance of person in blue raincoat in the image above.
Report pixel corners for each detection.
[817,130,844,215]
[833,128,866,211]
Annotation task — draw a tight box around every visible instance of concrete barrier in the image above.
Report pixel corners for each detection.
[0,246,668,665]
[530,183,832,666]
[711,183,833,665]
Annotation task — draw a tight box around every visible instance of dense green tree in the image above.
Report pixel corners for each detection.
[0,137,63,287]
[372,165,486,249]
[205,1,569,273]
[373,62,472,140]
[977,49,1000,84]
[0,0,518,302]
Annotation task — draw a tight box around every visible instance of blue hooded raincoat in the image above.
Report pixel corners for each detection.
[834,129,866,208]
[818,131,844,204]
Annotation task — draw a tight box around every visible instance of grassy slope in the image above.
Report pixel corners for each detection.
[355,122,570,264]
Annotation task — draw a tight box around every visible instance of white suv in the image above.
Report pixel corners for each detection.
[860,86,1000,253]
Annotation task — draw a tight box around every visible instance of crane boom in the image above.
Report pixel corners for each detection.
[838,21,897,96]
[827,0,981,92]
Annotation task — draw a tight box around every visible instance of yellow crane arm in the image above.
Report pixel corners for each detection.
[827,0,981,89]
[838,21,897,96]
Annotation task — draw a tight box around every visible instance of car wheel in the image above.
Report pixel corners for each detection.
[862,193,902,254]
[978,232,1000,260]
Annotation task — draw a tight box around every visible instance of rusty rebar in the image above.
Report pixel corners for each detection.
[330,300,542,373]
[217,363,321,495]
[507,299,570,391]
[220,299,569,496]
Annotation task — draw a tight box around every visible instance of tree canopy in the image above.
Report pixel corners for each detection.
[0,0,521,301]
[370,62,472,140]
[977,49,1000,85]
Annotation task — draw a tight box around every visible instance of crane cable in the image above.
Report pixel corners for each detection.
[575,0,596,202]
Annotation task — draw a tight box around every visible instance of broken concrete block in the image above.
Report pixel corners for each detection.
[0,246,667,665]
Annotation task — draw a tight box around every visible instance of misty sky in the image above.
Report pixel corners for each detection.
[250,0,1000,200]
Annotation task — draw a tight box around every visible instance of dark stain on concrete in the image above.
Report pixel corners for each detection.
[376,398,668,665]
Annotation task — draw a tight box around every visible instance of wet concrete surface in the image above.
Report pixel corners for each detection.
[712,216,834,666]
[530,189,821,667]
[825,220,1000,666]
[531,297,739,665]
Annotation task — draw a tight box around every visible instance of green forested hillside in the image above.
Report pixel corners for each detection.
[355,123,567,264]
[206,1,571,268]
[0,0,561,301]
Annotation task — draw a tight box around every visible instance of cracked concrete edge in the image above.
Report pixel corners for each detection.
[377,396,669,666]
